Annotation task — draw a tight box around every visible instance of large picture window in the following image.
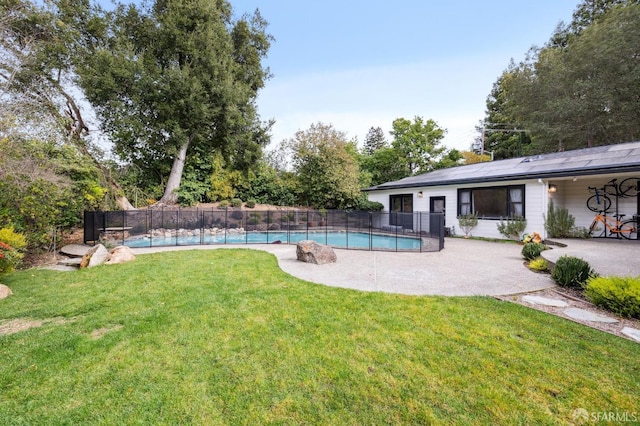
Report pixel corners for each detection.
[457,185,524,219]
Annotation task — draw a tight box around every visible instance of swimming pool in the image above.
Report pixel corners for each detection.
[124,231,423,251]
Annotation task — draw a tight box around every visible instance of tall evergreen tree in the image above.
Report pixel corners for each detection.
[362,126,387,155]
[78,0,272,205]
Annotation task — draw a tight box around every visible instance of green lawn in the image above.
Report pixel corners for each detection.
[1,249,638,425]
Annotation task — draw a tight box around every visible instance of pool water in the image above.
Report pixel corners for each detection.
[124,231,422,250]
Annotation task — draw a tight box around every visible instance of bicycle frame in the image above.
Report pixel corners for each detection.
[589,212,637,239]
[591,213,622,233]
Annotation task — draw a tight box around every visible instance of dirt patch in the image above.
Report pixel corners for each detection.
[0,317,73,336]
[90,324,124,340]
[497,287,640,343]
[22,227,85,269]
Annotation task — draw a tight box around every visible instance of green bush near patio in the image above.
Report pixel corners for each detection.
[585,276,640,319]
[521,242,547,261]
[0,250,638,424]
[551,255,596,289]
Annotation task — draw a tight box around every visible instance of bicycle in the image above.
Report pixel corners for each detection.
[601,178,639,198]
[588,211,637,240]
[618,177,640,198]
[586,186,612,212]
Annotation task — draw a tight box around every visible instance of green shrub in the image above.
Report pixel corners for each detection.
[231,198,243,208]
[497,216,527,241]
[0,227,27,252]
[528,257,549,272]
[0,227,27,275]
[521,242,547,260]
[585,276,640,319]
[571,227,592,239]
[358,200,384,211]
[457,212,478,237]
[246,199,256,209]
[218,200,229,209]
[544,200,577,238]
[551,255,596,289]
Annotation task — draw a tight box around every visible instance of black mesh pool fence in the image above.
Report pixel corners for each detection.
[84,208,445,252]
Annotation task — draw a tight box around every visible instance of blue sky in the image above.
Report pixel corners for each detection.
[230,0,578,151]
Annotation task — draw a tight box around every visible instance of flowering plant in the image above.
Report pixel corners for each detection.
[0,241,23,275]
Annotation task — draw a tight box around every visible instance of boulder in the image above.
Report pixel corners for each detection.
[80,244,110,268]
[106,246,136,265]
[296,240,337,265]
[0,284,12,300]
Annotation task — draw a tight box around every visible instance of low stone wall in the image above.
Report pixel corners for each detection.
[147,227,246,239]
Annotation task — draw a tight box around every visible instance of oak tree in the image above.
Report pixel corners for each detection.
[78,0,272,205]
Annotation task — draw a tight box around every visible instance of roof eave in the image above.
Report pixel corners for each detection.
[363,164,640,191]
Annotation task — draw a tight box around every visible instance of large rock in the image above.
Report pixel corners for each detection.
[296,240,337,265]
[0,284,12,300]
[106,246,136,265]
[80,244,110,268]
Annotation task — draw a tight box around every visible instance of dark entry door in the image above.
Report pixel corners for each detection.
[430,196,445,235]
[390,194,413,229]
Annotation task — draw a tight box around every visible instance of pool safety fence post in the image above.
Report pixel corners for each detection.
[346,211,349,249]
[395,215,399,252]
[368,212,372,251]
[200,209,204,245]
[419,212,423,253]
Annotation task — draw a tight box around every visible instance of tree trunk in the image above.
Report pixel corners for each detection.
[158,138,190,205]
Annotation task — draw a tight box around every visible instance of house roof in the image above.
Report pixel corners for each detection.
[365,141,640,191]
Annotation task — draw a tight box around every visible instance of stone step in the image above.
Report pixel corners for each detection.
[564,307,619,323]
[59,244,93,258]
[621,327,640,342]
[57,258,82,267]
[522,295,569,307]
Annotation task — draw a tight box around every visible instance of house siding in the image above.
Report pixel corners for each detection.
[364,142,640,241]
[367,179,549,240]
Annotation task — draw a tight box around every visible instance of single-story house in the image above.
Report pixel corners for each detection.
[364,141,640,240]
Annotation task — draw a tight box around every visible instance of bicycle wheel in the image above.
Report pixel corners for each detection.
[619,178,640,198]
[619,220,637,240]
[586,194,611,212]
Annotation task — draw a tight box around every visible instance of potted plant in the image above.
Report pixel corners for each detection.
[457,212,479,238]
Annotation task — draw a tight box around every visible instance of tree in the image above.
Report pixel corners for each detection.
[549,0,639,48]
[359,147,405,186]
[285,123,362,209]
[0,128,106,248]
[461,151,492,165]
[0,0,134,210]
[390,116,446,175]
[508,3,640,150]
[362,126,387,155]
[480,67,534,159]
[78,0,272,205]
[432,148,463,170]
